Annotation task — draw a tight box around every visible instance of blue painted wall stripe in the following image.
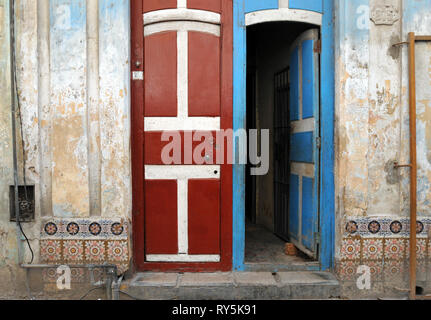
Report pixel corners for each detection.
[320,0,335,271]
[289,0,323,13]
[233,0,246,271]
[245,0,278,13]
[289,47,300,121]
[302,39,315,119]
[302,177,315,250]
[290,132,314,163]
[289,175,300,241]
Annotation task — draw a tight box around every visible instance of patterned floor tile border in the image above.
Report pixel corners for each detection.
[41,218,128,240]
[344,216,431,238]
[337,236,431,282]
[339,217,431,284]
[42,266,119,284]
[40,219,130,275]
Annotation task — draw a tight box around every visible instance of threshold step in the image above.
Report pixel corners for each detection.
[121,271,340,300]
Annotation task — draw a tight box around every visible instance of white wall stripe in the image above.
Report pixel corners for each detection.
[144,21,220,37]
[298,175,303,245]
[177,179,188,254]
[178,30,188,118]
[145,165,221,180]
[177,0,187,9]
[245,9,322,26]
[146,254,221,262]
[290,118,315,134]
[291,162,315,178]
[143,9,221,26]
[299,43,303,120]
[144,117,220,131]
[279,0,289,8]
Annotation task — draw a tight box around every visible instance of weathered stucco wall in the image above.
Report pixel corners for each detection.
[0,0,131,298]
[1,0,431,299]
[0,0,27,299]
[335,0,431,296]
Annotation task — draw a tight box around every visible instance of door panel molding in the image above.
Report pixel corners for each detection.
[131,0,233,272]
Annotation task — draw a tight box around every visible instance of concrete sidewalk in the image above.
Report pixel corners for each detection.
[121,271,340,300]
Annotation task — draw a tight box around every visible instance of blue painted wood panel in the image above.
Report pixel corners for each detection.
[245,0,278,13]
[289,0,323,13]
[288,175,300,241]
[302,39,315,119]
[320,0,335,270]
[288,29,319,258]
[289,47,300,121]
[290,132,314,163]
[302,177,315,250]
[233,1,247,271]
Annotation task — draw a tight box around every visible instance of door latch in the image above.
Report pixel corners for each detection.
[316,137,321,149]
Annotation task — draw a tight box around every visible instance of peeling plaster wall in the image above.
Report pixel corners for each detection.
[335,0,431,296]
[0,0,27,299]
[1,0,431,299]
[0,0,131,297]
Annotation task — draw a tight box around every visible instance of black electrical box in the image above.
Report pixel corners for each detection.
[10,185,35,222]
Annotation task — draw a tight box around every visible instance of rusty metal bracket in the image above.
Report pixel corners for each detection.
[392,41,408,47]
[393,162,412,168]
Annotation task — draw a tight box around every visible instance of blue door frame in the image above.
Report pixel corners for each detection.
[233,0,335,271]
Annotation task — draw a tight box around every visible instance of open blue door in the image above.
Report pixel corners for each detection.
[288,29,320,258]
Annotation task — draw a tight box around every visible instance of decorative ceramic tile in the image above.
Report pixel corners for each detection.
[362,239,383,261]
[84,240,106,262]
[344,217,431,238]
[383,260,405,280]
[405,239,427,260]
[364,260,384,281]
[107,240,129,262]
[389,221,402,234]
[42,267,106,284]
[39,219,130,275]
[340,238,361,261]
[416,260,427,278]
[42,267,59,283]
[345,221,358,234]
[336,260,361,281]
[62,240,84,262]
[40,240,62,263]
[70,267,86,283]
[41,219,128,240]
[368,221,381,234]
[384,238,406,261]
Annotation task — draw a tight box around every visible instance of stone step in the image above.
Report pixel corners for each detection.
[121,271,340,300]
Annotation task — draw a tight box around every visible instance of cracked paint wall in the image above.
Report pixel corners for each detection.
[335,0,431,296]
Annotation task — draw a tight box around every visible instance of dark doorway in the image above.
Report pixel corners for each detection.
[245,22,320,268]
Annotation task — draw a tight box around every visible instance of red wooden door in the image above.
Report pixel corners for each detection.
[131,0,232,272]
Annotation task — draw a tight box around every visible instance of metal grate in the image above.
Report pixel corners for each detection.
[10,185,35,222]
[274,68,290,241]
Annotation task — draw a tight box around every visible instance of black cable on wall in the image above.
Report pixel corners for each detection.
[9,0,34,265]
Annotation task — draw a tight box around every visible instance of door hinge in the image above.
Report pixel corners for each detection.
[315,232,321,244]
[316,137,321,149]
[314,39,321,54]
